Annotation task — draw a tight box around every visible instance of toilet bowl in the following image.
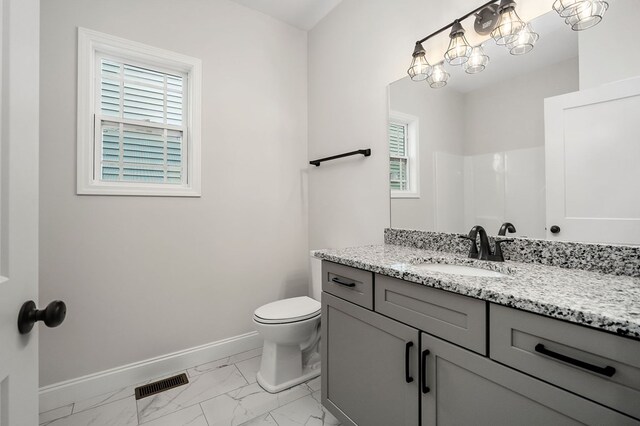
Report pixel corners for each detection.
[253,296,321,393]
[253,255,323,393]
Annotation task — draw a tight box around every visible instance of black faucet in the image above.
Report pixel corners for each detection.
[460,224,512,262]
[495,222,516,261]
[498,222,516,236]
[459,225,492,260]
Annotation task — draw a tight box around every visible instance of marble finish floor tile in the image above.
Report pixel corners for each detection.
[39,404,73,425]
[71,370,188,415]
[140,404,207,426]
[235,356,261,384]
[188,347,262,377]
[239,413,278,426]
[201,382,311,426]
[270,391,340,426]
[46,397,138,426]
[72,383,137,414]
[137,364,247,423]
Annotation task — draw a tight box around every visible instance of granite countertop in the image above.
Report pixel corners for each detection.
[313,244,640,340]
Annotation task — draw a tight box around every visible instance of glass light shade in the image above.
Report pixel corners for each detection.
[464,46,490,74]
[564,1,609,30]
[407,43,431,81]
[507,23,539,55]
[491,2,526,46]
[427,62,449,89]
[552,0,590,17]
[444,22,472,66]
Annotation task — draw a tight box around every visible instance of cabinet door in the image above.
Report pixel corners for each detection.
[321,292,419,426]
[420,333,636,426]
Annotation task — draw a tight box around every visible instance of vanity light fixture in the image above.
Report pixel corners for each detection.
[491,0,526,45]
[464,45,490,74]
[427,62,450,88]
[552,0,590,17]
[562,0,609,31]
[407,42,431,81]
[444,21,472,66]
[407,0,609,87]
[506,23,539,55]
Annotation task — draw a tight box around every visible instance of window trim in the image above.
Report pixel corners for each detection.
[77,27,202,196]
[389,111,420,199]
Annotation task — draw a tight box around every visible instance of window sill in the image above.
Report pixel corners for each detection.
[77,182,201,197]
[391,191,420,199]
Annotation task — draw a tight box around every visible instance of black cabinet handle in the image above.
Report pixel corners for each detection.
[331,277,356,287]
[550,225,561,234]
[18,300,67,334]
[405,341,414,383]
[534,344,615,377]
[421,349,431,393]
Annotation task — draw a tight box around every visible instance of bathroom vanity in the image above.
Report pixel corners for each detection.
[315,231,640,426]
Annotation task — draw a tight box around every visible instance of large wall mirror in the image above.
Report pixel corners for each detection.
[388,7,640,246]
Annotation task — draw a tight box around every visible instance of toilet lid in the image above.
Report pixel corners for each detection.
[254,296,320,324]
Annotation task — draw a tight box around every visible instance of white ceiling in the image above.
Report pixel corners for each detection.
[229,0,343,30]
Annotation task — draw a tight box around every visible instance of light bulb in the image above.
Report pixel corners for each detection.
[444,21,472,66]
[427,62,449,89]
[464,45,490,74]
[507,23,539,55]
[564,1,609,30]
[407,42,431,81]
[491,0,526,46]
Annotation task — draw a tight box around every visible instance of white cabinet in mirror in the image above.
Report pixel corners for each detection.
[388,8,640,245]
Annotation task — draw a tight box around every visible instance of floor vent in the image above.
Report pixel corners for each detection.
[134,373,189,400]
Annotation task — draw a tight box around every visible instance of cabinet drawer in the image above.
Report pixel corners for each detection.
[422,333,637,426]
[375,274,486,354]
[490,303,640,420]
[322,261,373,309]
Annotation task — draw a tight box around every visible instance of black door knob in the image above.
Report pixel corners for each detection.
[18,300,66,334]
[550,225,561,234]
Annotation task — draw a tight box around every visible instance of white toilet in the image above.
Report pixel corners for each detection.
[253,255,323,393]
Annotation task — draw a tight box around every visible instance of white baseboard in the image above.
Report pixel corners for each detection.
[39,331,262,413]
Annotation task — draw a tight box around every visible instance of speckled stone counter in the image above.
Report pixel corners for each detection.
[385,228,640,277]
[313,244,640,340]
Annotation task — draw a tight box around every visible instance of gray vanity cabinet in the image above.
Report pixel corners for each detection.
[420,333,635,426]
[320,261,639,425]
[321,292,419,426]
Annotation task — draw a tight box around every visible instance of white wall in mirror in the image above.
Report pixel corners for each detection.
[390,11,579,238]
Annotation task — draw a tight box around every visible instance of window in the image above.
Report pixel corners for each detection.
[77,28,202,196]
[389,112,419,198]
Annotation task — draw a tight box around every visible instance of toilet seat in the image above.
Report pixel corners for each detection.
[254,296,321,324]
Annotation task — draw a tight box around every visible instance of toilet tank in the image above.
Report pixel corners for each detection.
[309,253,322,302]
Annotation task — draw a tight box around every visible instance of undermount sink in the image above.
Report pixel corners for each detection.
[414,263,508,278]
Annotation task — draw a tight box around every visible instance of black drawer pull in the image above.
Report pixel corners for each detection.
[331,277,356,287]
[405,341,414,383]
[421,349,431,394]
[534,344,616,377]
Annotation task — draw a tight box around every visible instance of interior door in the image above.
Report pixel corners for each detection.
[0,0,40,424]
[544,76,640,244]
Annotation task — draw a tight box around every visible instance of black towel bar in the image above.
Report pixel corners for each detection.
[309,149,371,167]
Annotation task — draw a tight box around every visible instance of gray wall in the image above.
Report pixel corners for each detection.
[39,0,308,386]
[579,1,640,89]
[462,57,579,155]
